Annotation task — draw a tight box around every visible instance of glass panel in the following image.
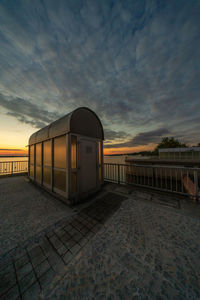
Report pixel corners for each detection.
[36,143,42,166]
[98,141,102,165]
[36,166,41,182]
[43,140,52,166]
[71,173,77,193]
[30,145,34,165]
[43,167,51,185]
[54,170,66,192]
[71,135,77,169]
[30,165,34,177]
[54,136,66,169]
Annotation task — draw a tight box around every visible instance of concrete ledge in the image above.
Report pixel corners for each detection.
[0,172,28,179]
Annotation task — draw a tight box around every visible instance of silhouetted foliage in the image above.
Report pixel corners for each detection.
[153,137,187,155]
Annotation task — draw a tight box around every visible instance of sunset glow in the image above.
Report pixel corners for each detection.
[0,1,199,155]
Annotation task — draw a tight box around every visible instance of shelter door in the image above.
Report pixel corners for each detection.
[79,138,97,194]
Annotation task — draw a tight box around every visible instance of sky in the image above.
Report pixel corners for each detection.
[0,0,200,155]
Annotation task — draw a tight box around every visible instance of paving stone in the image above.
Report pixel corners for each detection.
[46,231,54,239]
[21,282,40,300]
[31,252,46,268]
[49,236,63,250]
[64,224,73,231]
[78,238,88,247]
[79,227,89,235]
[39,238,53,257]
[64,238,76,248]
[15,255,29,270]
[91,224,102,233]
[28,246,43,259]
[47,252,65,273]
[55,228,66,238]
[63,251,73,264]
[0,269,17,295]
[84,231,95,240]
[0,263,15,277]
[1,284,19,300]
[72,234,82,243]
[39,269,56,290]
[70,243,81,255]
[61,233,71,245]
[35,259,51,278]
[18,270,37,294]
[85,222,93,229]
[11,250,26,264]
[17,263,33,280]
[57,245,67,256]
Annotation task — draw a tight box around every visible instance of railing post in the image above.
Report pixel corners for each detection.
[118,164,120,184]
[194,170,199,201]
[11,161,13,175]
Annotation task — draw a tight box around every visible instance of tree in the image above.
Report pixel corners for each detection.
[153,137,187,155]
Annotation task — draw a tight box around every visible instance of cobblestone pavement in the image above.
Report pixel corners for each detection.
[1,181,200,299]
[0,192,125,299]
[42,189,200,299]
[0,176,75,256]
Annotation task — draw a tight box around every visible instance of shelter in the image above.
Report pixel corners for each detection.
[28,107,104,204]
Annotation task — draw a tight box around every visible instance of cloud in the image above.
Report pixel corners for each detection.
[104,127,170,148]
[0,0,200,147]
[0,93,62,128]
[104,129,129,140]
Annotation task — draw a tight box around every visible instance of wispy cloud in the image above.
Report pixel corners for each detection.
[0,0,199,148]
[104,127,170,148]
[0,93,62,128]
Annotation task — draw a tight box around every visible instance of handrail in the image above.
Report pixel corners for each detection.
[104,163,200,201]
[0,160,28,175]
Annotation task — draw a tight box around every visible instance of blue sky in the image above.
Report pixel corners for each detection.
[0,0,200,152]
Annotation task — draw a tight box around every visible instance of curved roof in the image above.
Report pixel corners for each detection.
[29,107,104,145]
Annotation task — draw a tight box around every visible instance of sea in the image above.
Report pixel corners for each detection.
[0,155,145,163]
[0,157,28,162]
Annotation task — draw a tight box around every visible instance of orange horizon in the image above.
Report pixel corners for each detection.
[0,144,155,156]
[103,144,155,155]
[0,148,28,156]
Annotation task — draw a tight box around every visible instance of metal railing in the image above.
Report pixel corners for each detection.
[104,163,200,201]
[0,161,28,175]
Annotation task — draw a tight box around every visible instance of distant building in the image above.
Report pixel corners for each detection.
[159,147,200,161]
[125,147,200,168]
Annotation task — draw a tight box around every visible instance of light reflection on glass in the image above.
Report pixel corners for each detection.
[54,135,66,169]
[43,140,51,167]
[30,145,34,165]
[43,167,51,185]
[71,135,77,169]
[54,170,66,192]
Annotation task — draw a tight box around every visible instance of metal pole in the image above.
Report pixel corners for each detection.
[194,170,199,201]
[118,164,120,184]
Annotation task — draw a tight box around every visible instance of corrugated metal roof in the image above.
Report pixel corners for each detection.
[159,147,200,152]
[29,107,104,145]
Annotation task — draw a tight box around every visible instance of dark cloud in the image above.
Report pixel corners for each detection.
[104,128,170,148]
[104,129,129,140]
[0,93,62,128]
[0,0,200,146]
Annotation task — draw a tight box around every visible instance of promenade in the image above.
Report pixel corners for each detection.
[0,176,200,299]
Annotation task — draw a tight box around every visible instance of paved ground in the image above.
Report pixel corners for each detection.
[0,177,200,299]
[0,176,75,256]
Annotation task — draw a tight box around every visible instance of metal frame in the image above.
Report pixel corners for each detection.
[104,163,200,201]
